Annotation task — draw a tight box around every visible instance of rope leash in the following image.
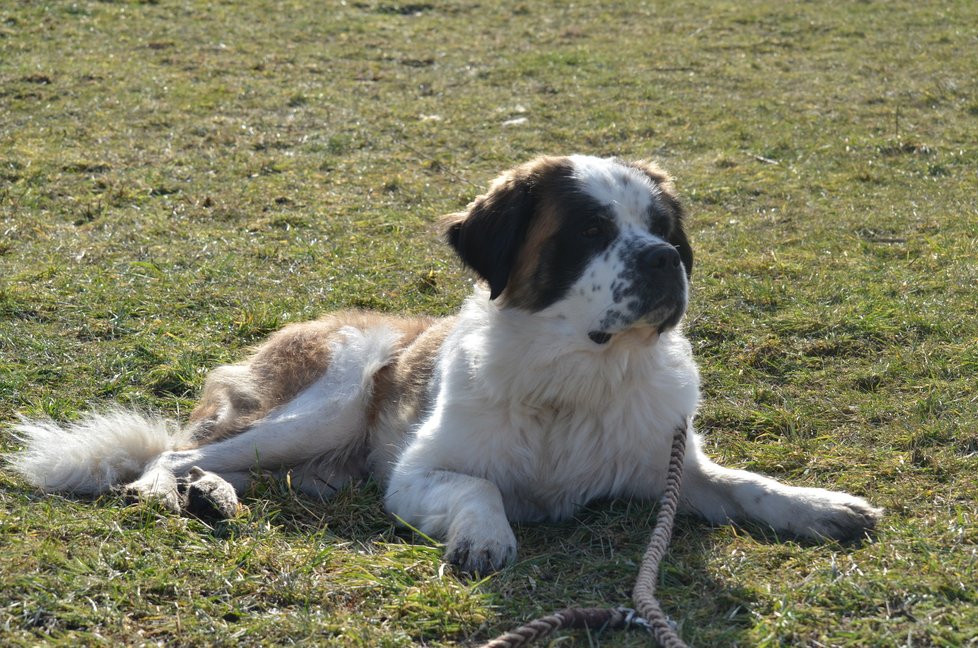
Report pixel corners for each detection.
[480,424,689,648]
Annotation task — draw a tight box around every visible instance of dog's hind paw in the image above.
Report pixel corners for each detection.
[179,467,242,520]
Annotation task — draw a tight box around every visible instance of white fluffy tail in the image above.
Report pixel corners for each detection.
[6,408,191,495]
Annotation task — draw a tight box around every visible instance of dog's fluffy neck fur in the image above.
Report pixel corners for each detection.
[453,287,700,424]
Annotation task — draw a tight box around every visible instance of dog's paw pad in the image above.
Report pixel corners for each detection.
[179,467,241,520]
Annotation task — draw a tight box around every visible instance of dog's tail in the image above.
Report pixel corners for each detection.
[5,408,192,495]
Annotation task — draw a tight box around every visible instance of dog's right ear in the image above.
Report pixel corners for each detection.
[441,171,536,300]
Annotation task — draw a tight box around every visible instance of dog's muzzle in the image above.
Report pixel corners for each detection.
[588,243,688,345]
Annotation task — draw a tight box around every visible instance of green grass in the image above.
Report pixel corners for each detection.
[2,0,977,645]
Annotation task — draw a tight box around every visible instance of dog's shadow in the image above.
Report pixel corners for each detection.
[197,476,399,542]
[65,476,853,645]
[204,481,769,646]
[481,499,760,646]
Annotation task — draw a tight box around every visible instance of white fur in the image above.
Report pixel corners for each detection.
[384,285,879,572]
[6,408,189,495]
[386,288,698,523]
[384,289,702,571]
[569,154,660,225]
[124,325,400,505]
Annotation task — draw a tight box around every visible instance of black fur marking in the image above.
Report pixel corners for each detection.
[519,176,618,312]
[447,157,692,316]
[444,180,534,300]
[625,161,693,278]
[649,197,693,278]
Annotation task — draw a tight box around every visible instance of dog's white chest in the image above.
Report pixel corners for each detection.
[488,396,678,522]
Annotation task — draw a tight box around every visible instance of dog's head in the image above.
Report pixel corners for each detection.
[443,155,692,345]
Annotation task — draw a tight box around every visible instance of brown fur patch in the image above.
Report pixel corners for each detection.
[502,178,563,309]
[364,314,440,427]
[366,315,457,480]
[626,159,683,220]
[627,159,674,190]
[187,312,436,446]
[626,159,693,276]
[185,364,263,446]
[441,156,571,303]
[186,319,345,444]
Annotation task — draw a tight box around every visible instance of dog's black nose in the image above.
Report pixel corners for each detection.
[640,244,682,270]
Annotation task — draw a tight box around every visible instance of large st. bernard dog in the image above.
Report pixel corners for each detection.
[8,155,881,573]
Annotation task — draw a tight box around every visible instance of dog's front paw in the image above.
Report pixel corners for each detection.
[790,488,882,542]
[445,524,517,575]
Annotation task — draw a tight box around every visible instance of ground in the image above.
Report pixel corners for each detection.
[1,1,976,645]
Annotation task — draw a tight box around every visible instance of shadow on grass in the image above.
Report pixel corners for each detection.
[475,501,759,646]
[32,475,774,645]
[212,479,765,645]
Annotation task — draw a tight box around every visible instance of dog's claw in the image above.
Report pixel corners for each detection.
[445,534,517,576]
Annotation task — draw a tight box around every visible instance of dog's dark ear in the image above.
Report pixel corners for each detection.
[441,171,536,300]
[630,160,693,278]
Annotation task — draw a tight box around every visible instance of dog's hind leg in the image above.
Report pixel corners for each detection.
[124,326,398,508]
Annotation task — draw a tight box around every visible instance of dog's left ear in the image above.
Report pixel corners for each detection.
[441,168,538,300]
[630,160,694,278]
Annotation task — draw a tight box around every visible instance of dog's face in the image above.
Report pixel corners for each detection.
[444,155,692,345]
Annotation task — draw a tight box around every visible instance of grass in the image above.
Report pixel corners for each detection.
[2,0,977,645]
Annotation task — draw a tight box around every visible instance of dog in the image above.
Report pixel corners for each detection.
[7,155,881,574]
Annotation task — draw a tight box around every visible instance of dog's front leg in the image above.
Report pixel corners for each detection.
[385,468,517,574]
[681,437,882,541]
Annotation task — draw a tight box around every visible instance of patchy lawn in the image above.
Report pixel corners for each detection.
[2,1,976,645]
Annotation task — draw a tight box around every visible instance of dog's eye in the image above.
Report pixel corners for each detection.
[582,224,602,238]
[649,220,670,238]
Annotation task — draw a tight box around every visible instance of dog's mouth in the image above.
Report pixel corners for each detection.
[587,326,663,347]
[589,293,686,346]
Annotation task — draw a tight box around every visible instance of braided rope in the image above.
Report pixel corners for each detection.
[632,426,688,648]
[480,607,629,648]
[479,424,689,648]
